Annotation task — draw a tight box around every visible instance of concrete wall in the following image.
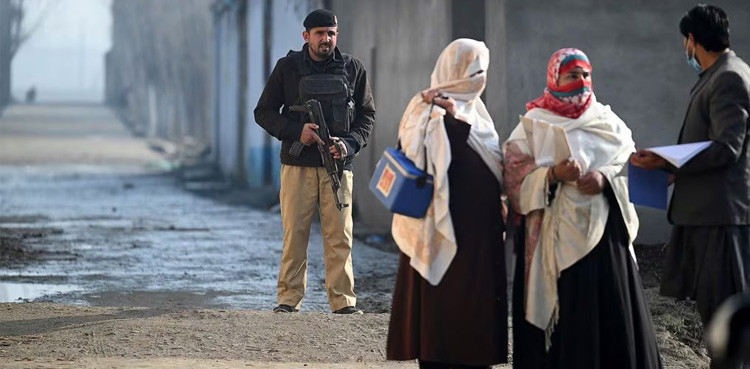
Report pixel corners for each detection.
[244,0,268,189]
[215,4,242,182]
[332,0,749,245]
[242,0,322,192]
[501,0,750,244]
[332,0,452,227]
[106,0,213,153]
[266,0,322,190]
[114,0,746,244]
[484,0,509,150]
[332,0,508,231]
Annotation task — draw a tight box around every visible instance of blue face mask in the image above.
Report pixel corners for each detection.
[685,41,703,73]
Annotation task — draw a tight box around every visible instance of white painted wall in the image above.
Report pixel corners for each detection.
[216,8,241,181]
[245,0,268,188]
[266,0,323,190]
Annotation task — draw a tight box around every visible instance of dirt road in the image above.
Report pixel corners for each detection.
[0,104,709,368]
[0,303,415,368]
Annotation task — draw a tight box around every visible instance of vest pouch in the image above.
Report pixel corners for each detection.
[298,74,350,137]
[331,97,350,135]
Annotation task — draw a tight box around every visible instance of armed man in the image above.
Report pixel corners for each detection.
[254,9,375,314]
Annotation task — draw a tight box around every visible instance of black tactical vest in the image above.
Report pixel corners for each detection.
[290,50,355,137]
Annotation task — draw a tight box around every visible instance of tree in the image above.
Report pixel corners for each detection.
[9,0,26,59]
[9,0,56,59]
[1,0,28,108]
[1,0,12,109]
[0,0,56,109]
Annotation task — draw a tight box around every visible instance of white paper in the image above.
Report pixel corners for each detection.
[647,141,711,168]
[521,115,572,167]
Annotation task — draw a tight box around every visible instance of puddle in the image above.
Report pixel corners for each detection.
[0,282,79,302]
[0,163,400,311]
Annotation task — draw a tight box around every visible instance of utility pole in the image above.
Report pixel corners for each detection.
[79,21,86,100]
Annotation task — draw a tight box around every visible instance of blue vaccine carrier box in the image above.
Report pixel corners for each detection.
[369,147,434,218]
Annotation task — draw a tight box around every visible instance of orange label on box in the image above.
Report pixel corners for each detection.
[377,165,396,197]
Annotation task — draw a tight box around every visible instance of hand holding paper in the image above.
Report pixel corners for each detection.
[630,150,667,170]
[628,140,711,209]
[521,115,574,167]
[630,141,711,169]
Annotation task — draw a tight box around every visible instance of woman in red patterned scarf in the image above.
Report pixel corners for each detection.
[526,48,594,119]
[503,48,663,369]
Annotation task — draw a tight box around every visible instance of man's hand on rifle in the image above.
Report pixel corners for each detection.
[329,137,348,160]
[300,123,324,146]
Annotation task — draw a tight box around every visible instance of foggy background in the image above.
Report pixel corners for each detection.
[11,0,111,102]
[2,4,748,364]
[2,0,749,243]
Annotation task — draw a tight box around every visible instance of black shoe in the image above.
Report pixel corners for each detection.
[332,306,363,314]
[273,304,298,313]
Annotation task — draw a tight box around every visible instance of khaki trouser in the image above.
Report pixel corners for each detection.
[278,165,355,311]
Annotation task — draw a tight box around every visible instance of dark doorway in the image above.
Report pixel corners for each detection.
[451,0,486,41]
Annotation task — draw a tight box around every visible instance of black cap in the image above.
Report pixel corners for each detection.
[303,9,337,29]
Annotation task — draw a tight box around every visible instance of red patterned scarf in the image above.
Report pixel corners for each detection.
[526,48,593,119]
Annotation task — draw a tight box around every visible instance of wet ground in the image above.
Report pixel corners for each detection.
[0,104,712,369]
[0,104,398,313]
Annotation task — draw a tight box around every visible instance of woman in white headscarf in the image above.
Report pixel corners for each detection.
[504,48,662,369]
[386,39,507,369]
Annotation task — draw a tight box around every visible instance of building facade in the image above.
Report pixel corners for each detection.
[109,0,750,244]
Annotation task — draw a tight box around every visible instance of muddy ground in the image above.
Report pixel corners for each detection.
[0,303,403,368]
[0,239,708,369]
[0,105,709,368]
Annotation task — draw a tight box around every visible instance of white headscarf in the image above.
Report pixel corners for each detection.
[392,38,503,285]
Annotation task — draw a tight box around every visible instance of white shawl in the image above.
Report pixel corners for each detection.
[505,100,640,344]
[391,39,504,286]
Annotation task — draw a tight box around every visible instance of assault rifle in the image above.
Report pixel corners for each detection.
[289,99,349,211]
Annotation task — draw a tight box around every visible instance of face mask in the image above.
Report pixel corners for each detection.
[685,40,703,73]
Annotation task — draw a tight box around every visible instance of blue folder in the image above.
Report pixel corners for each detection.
[628,163,670,210]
